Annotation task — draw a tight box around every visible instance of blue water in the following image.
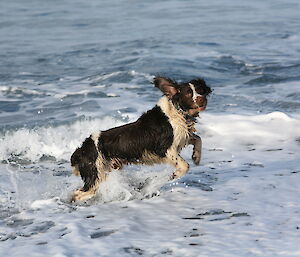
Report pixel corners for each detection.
[1,1,300,255]
[1,0,300,132]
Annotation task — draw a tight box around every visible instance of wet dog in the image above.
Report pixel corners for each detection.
[71,77,211,201]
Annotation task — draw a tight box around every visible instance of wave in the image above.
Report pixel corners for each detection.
[0,117,125,163]
[78,70,154,86]
[0,86,50,99]
[1,112,299,164]
[200,111,300,153]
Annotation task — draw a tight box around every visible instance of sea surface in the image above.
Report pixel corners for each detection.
[0,0,300,256]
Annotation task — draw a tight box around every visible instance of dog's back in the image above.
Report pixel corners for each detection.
[98,106,174,163]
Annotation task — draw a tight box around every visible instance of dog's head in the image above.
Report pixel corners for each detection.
[154,77,212,117]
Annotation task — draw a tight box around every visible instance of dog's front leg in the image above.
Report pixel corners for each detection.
[167,152,189,180]
[189,133,202,165]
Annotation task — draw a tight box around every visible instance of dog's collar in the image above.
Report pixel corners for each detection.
[172,100,197,124]
[173,100,185,114]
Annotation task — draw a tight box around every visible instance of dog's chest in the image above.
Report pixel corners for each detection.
[171,114,190,151]
[157,97,189,151]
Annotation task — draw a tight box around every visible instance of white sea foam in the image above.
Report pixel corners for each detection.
[0,111,300,256]
[2,111,298,163]
[201,111,300,149]
[0,117,124,162]
[0,85,48,97]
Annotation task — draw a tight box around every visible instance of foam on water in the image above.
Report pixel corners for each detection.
[1,111,300,256]
[202,112,300,151]
[0,116,124,162]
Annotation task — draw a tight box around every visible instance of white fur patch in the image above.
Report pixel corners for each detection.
[91,131,107,180]
[157,96,189,152]
[189,83,202,103]
[91,132,101,148]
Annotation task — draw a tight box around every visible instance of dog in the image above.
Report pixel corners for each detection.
[71,77,212,201]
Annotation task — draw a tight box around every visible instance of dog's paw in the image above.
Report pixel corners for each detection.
[71,189,95,202]
[192,151,201,165]
[71,190,83,202]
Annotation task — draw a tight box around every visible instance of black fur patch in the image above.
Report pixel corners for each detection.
[71,136,99,191]
[185,78,212,96]
[98,106,174,163]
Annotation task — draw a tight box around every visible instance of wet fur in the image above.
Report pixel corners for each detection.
[71,77,211,201]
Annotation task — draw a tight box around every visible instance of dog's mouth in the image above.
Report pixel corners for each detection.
[188,105,206,117]
[196,105,206,112]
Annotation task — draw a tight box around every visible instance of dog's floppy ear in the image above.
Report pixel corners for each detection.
[153,77,178,99]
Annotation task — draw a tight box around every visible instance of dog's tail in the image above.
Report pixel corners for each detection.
[71,148,82,176]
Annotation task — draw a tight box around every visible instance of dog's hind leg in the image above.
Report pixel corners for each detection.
[166,151,189,180]
[71,134,110,202]
[72,156,108,202]
[72,167,100,202]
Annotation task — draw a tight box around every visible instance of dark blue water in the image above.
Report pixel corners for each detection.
[0,0,300,131]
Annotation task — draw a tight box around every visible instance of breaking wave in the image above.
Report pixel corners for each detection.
[0,117,125,163]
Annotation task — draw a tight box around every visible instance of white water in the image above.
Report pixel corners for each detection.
[1,111,299,256]
[0,117,124,162]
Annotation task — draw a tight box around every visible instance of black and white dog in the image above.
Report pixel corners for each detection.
[71,77,212,201]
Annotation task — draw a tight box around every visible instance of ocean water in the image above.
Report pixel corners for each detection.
[1,0,300,256]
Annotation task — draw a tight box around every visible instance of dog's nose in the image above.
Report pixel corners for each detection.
[196,95,207,106]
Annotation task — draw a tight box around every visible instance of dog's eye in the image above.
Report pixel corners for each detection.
[187,88,193,95]
[196,88,206,95]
